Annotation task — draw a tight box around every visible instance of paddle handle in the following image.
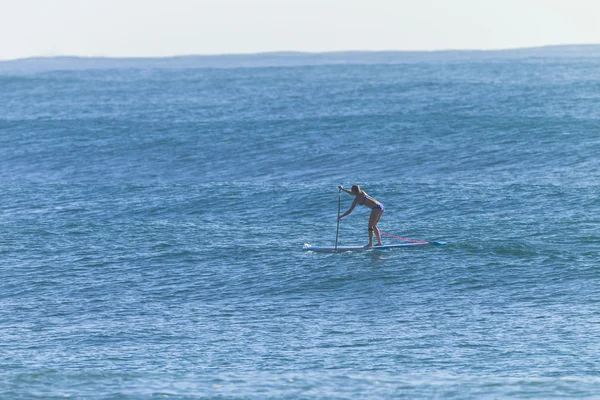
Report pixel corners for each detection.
[335,187,341,251]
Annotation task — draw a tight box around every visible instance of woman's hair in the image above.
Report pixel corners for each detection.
[351,185,361,194]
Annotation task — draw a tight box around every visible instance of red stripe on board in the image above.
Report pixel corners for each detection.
[380,231,429,244]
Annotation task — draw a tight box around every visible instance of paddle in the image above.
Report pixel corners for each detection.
[334,187,341,252]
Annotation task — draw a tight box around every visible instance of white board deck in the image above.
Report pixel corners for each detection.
[303,242,445,253]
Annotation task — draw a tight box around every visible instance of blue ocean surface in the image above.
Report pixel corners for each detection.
[1,50,600,399]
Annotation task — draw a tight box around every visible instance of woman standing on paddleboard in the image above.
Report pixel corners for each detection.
[338,185,384,248]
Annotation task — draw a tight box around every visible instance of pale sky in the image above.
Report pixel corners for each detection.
[1,0,599,60]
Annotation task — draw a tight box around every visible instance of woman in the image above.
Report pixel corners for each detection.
[338,185,385,247]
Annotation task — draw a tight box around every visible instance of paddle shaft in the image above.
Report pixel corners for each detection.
[335,188,341,251]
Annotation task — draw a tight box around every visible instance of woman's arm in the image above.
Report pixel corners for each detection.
[338,200,357,220]
[338,186,353,195]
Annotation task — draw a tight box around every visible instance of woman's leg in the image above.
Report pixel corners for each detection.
[374,226,383,246]
[369,209,384,246]
[366,212,375,247]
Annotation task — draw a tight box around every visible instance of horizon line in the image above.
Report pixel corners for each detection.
[3,43,600,62]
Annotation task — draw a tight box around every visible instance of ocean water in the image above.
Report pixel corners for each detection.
[1,55,600,399]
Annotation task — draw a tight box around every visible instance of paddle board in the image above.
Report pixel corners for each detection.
[303,241,445,253]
